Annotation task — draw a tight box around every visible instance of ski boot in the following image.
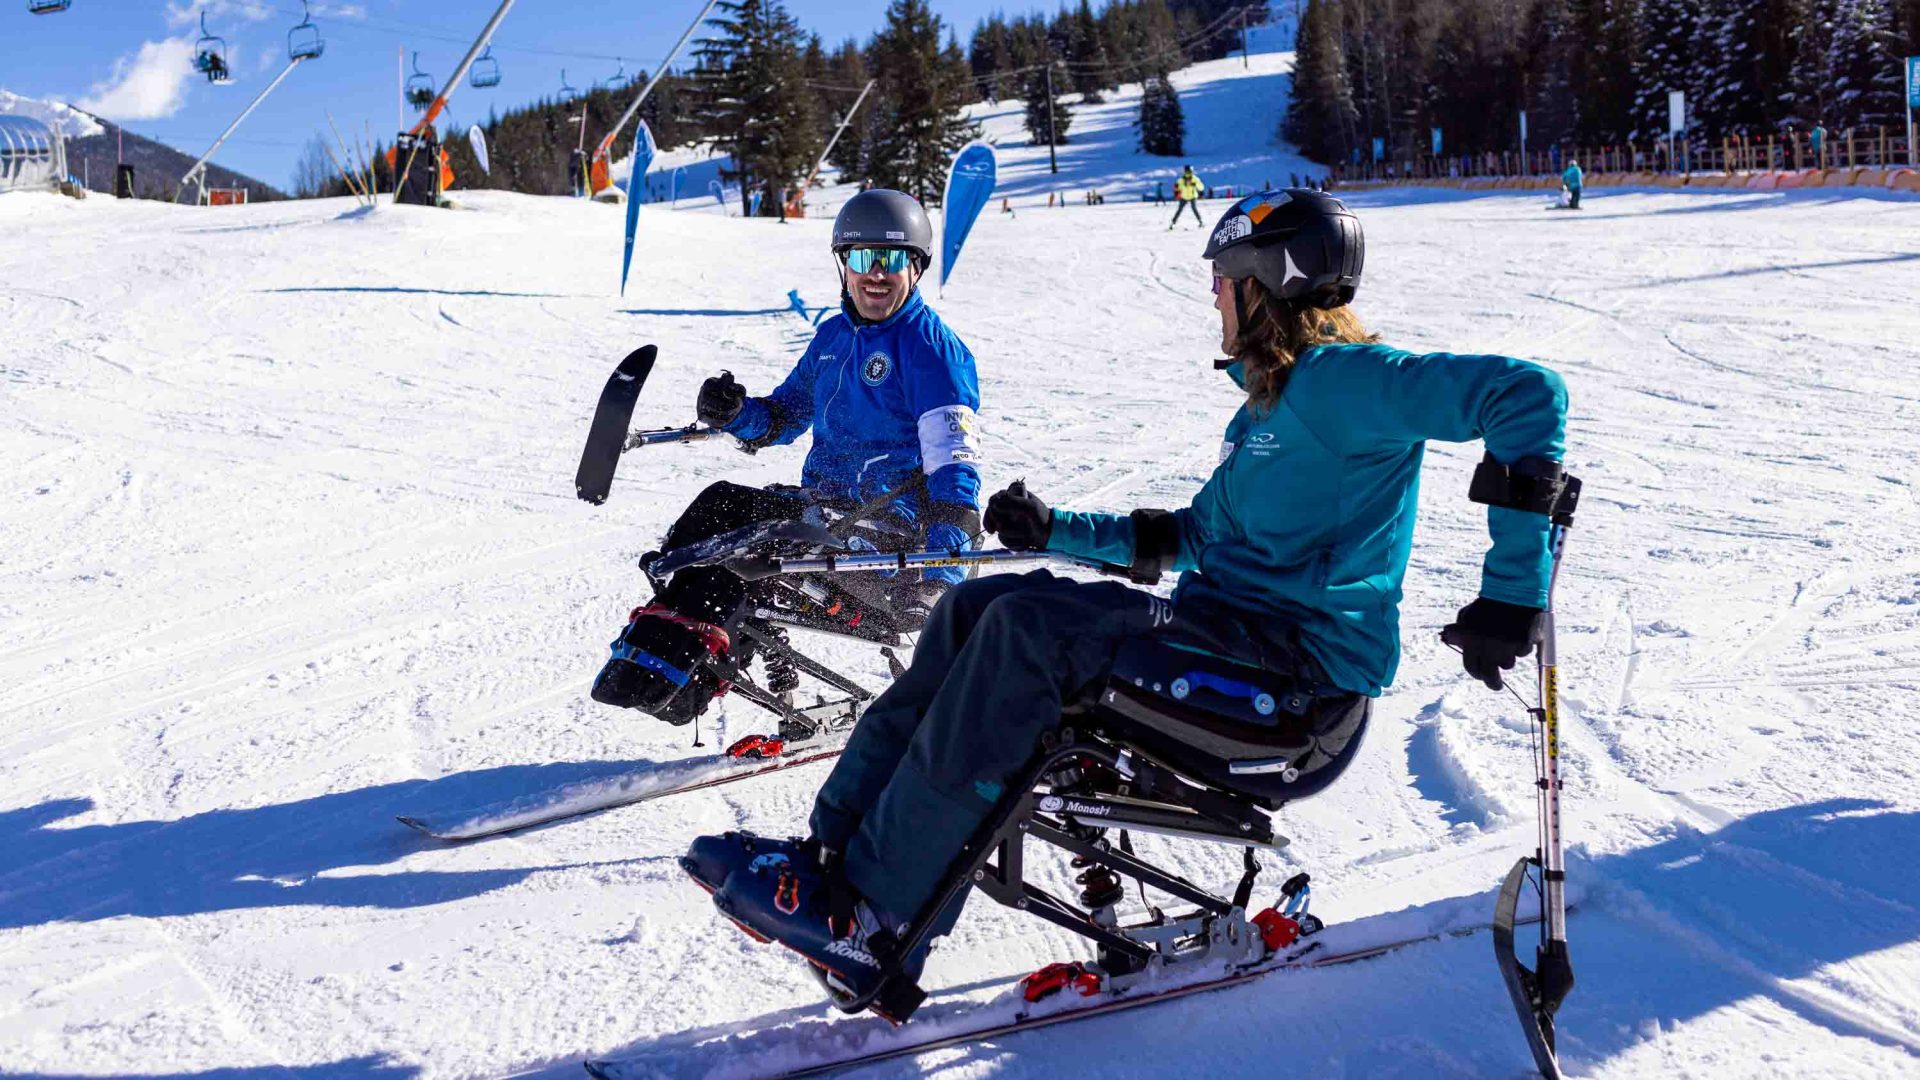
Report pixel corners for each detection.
[710,850,929,1021]
[590,605,732,725]
[680,830,810,894]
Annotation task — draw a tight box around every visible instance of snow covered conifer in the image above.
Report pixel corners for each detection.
[1629,0,1702,143]
[1824,0,1907,129]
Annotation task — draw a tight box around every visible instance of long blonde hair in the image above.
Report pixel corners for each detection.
[1230,279,1376,413]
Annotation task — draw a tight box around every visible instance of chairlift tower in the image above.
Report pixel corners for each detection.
[177,46,321,203]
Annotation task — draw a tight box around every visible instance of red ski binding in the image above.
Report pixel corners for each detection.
[726,734,787,760]
[1252,908,1304,950]
[1020,961,1103,1003]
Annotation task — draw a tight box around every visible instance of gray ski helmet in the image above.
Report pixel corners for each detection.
[1202,188,1363,308]
[832,188,934,269]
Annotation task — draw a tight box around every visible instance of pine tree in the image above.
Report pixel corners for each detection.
[1284,0,1360,164]
[1826,0,1907,129]
[863,0,978,204]
[1784,0,1841,127]
[1527,0,1581,150]
[1070,0,1111,100]
[1630,0,1701,143]
[692,0,821,215]
[1136,69,1185,154]
[1024,62,1073,146]
[823,39,871,183]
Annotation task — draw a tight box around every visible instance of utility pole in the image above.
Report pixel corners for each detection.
[1241,6,1250,69]
[1045,61,1059,174]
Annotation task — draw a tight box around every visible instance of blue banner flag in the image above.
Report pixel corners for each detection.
[618,120,657,298]
[939,140,997,291]
[708,178,726,212]
[1909,56,1920,108]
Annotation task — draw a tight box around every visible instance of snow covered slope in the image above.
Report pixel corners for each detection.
[4,178,1919,1080]
[634,53,1312,214]
[963,51,1313,201]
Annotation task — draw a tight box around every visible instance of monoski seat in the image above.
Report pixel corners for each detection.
[1087,636,1369,807]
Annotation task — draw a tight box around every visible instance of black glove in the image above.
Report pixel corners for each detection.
[1441,598,1544,691]
[984,481,1052,550]
[697,370,747,428]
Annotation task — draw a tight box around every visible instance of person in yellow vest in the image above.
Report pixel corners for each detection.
[1170,165,1204,229]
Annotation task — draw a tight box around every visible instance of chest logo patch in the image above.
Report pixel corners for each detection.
[861,350,893,386]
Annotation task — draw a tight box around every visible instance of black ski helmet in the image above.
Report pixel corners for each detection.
[1202,188,1363,309]
[831,188,934,270]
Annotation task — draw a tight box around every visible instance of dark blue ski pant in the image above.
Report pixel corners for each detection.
[809,570,1206,921]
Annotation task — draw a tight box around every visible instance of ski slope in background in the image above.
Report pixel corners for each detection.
[6,64,1920,1079]
[632,53,1313,214]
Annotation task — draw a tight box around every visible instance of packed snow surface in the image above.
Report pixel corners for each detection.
[632,53,1314,212]
[4,178,1919,1080]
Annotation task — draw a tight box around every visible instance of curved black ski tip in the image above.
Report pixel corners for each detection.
[577,344,659,505]
[1493,857,1567,1080]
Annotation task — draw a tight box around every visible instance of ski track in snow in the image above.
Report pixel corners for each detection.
[5,66,1920,1078]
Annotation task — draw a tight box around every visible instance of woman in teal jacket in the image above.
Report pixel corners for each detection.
[694,189,1570,1008]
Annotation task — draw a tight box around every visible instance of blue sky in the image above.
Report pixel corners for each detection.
[4,0,1036,190]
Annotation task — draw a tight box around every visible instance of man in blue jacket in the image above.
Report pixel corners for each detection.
[693,189,1569,1009]
[1562,158,1583,209]
[592,189,983,728]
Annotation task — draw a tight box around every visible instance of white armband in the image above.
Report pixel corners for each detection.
[917,405,982,475]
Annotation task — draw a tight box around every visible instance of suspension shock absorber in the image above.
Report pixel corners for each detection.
[762,626,800,696]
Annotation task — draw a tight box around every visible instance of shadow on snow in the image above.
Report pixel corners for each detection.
[0,758,664,929]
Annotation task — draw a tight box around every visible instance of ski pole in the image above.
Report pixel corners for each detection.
[758,548,1132,578]
[623,424,723,450]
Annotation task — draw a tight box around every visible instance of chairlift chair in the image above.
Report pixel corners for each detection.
[288,1,324,61]
[194,13,232,84]
[558,69,579,105]
[470,46,501,89]
[27,0,73,14]
[406,52,436,110]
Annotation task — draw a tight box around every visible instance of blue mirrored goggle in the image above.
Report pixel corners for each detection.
[841,247,912,274]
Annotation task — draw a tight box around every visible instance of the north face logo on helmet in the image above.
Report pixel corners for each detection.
[1213,215,1252,247]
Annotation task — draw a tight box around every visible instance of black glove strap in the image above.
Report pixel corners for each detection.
[1128,508,1180,586]
[1469,453,1579,520]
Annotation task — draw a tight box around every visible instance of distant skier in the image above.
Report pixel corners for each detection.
[590,189,984,727]
[1169,165,1203,228]
[1562,158,1583,210]
[690,188,1570,1009]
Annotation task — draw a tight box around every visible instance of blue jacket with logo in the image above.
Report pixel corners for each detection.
[1046,343,1568,696]
[726,288,982,531]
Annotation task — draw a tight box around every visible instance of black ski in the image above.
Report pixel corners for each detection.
[576,345,657,505]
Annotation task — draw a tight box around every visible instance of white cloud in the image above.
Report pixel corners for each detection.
[76,38,198,121]
[165,1,274,29]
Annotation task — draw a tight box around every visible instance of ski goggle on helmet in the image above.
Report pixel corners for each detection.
[840,247,913,275]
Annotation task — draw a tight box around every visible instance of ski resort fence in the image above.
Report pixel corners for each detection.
[0,115,66,194]
[1332,128,1917,188]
